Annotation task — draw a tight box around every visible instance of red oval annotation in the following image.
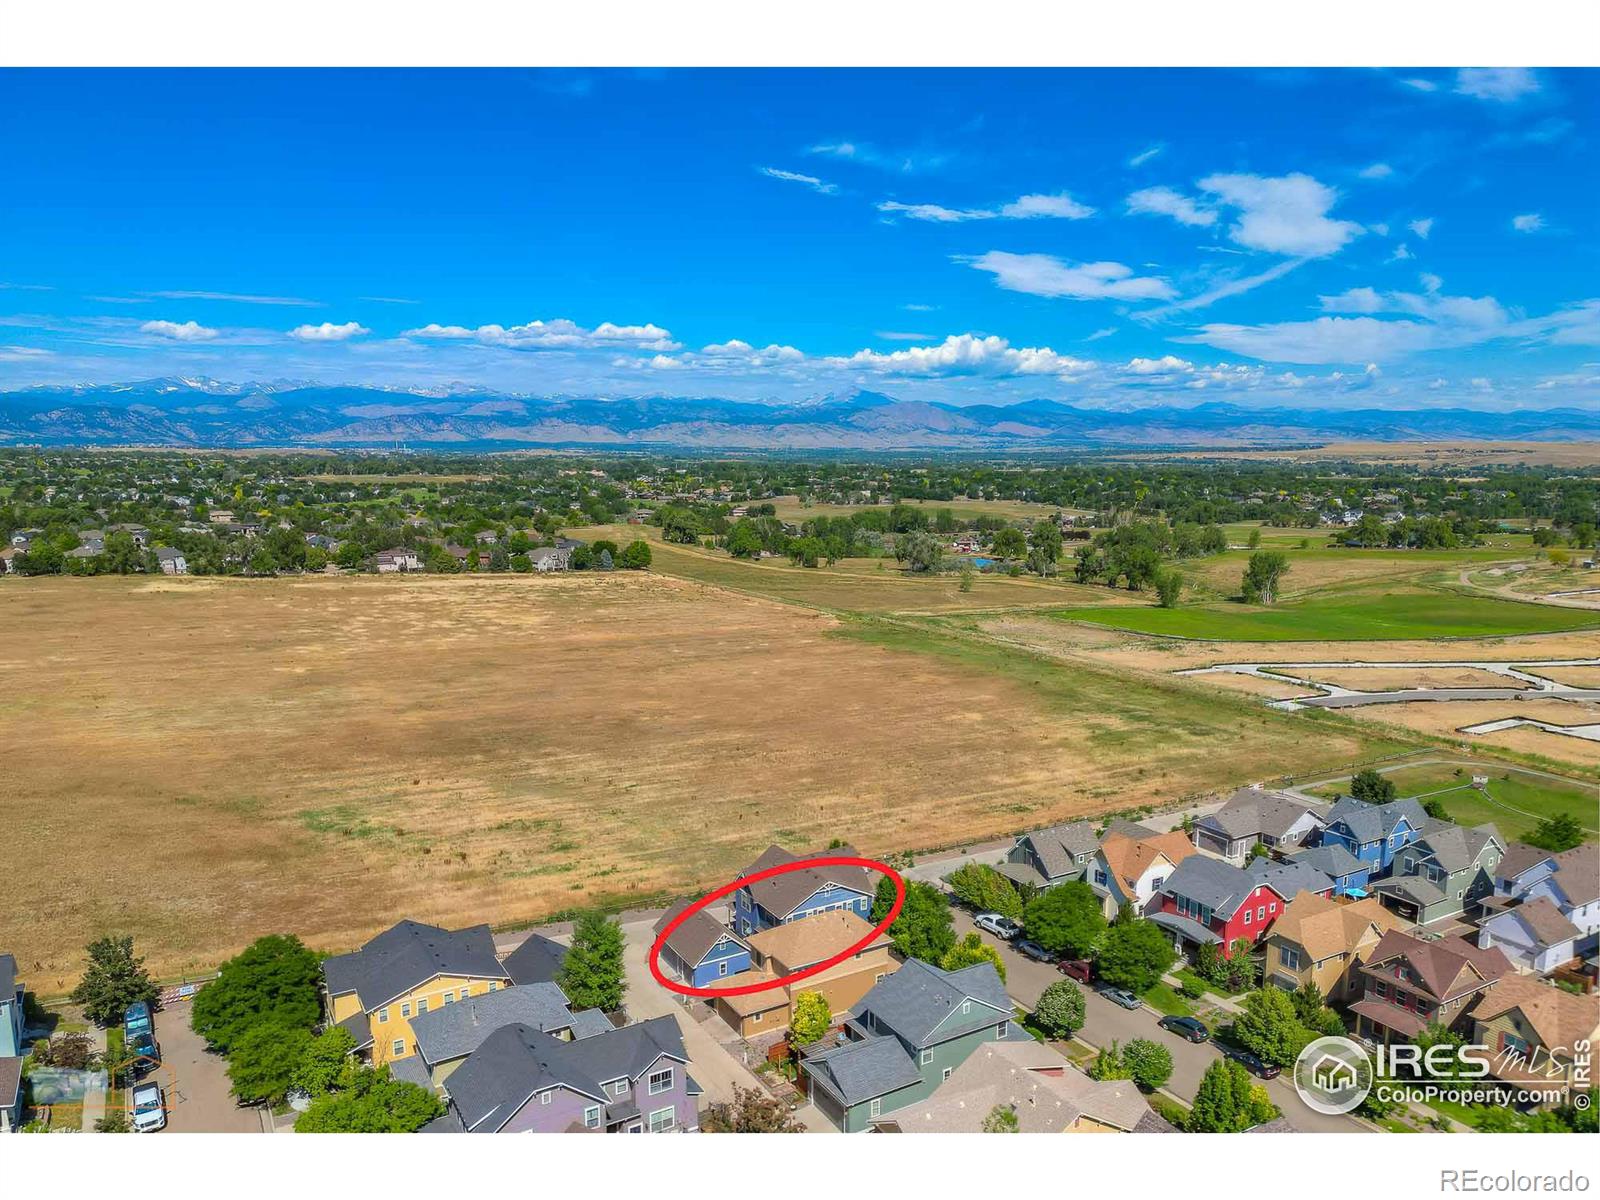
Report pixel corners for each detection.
[647,855,905,999]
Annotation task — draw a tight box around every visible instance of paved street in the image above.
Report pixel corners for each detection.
[950,910,1363,1132]
[154,1002,265,1133]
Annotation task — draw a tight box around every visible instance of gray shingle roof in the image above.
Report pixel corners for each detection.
[1324,796,1428,845]
[388,1055,433,1089]
[803,1035,923,1107]
[335,1010,373,1050]
[1149,911,1224,945]
[1550,846,1600,907]
[653,902,748,969]
[0,953,16,1002]
[1288,843,1365,880]
[411,981,577,1067]
[1203,789,1324,842]
[1410,823,1502,873]
[1015,821,1098,879]
[567,1008,615,1039]
[1158,855,1256,918]
[1245,858,1334,900]
[738,844,876,919]
[444,1015,688,1133]
[0,1056,22,1110]
[499,933,567,986]
[852,958,1010,1049]
[1504,897,1582,947]
[1496,842,1556,885]
[322,919,508,1011]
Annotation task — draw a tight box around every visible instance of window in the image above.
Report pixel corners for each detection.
[648,1068,673,1095]
[584,1106,601,1130]
[391,1039,405,1057]
[868,1098,882,1119]
[919,1049,933,1066]
[377,1007,389,1023]
[752,1011,762,1024]
[401,1002,412,1018]
[875,973,886,983]
[443,992,455,1005]
[648,1106,675,1132]
[718,960,729,978]
[961,1000,971,1015]
[488,982,497,992]
[539,1090,553,1106]
[1256,905,1266,921]
[1151,876,1165,892]
[1374,980,1388,998]
[1281,947,1302,971]
[1093,869,1108,887]
[1501,1031,1531,1055]
[610,1080,628,1097]
[942,1068,952,1081]
[417,999,428,1015]
[996,1020,1009,1038]
[1243,910,1253,926]
[1269,901,1277,914]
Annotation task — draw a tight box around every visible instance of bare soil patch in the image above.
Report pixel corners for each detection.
[1339,699,1600,768]
[1296,667,1518,691]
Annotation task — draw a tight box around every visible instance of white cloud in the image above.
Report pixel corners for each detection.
[145,289,319,307]
[403,318,678,352]
[830,333,1092,378]
[1126,186,1216,227]
[1197,172,1363,257]
[967,251,1175,301]
[760,167,838,195]
[1455,68,1540,103]
[874,331,935,341]
[1408,217,1434,240]
[1126,355,1194,374]
[140,319,218,341]
[1402,77,1439,92]
[808,141,949,173]
[1320,287,1385,313]
[878,191,1093,223]
[902,303,935,312]
[1388,243,1413,263]
[1086,327,1118,341]
[289,321,370,342]
[697,339,804,364]
[1512,212,1545,233]
[1128,145,1164,168]
[1137,258,1306,319]
[1359,162,1395,180]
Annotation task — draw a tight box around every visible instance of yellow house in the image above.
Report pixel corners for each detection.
[1471,974,1600,1102]
[714,911,898,1039]
[1263,892,1408,1001]
[322,919,512,1066]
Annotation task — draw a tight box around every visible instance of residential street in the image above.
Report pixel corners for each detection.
[948,910,1364,1132]
[154,1002,266,1133]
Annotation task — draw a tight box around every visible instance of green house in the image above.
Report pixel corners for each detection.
[799,958,1018,1132]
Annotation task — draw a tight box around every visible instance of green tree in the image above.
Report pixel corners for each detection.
[291,1026,357,1097]
[656,506,701,544]
[1028,521,1064,569]
[1123,1038,1174,1092]
[1032,980,1086,1039]
[68,935,159,1027]
[981,1103,1020,1132]
[699,1085,805,1132]
[1094,918,1176,993]
[192,934,323,1054]
[1247,528,1262,550]
[788,536,824,567]
[1233,987,1315,1067]
[1090,1040,1132,1081]
[991,527,1028,560]
[293,1066,444,1132]
[789,991,832,1046]
[1349,768,1397,805]
[958,561,975,592]
[227,1021,315,1106]
[874,878,955,964]
[1528,812,1584,852]
[1022,881,1107,959]
[946,864,1022,920]
[1241,550,1290,604]
[618,540,652,569]
[894,530,944,573]
[941,932,1006,983]
[1155,568,1182,608]
[558,911,627,1012]
[726,520,763,559]
[1189,1059,1249,1132]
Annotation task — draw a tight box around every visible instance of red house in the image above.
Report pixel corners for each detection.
[1151,856,1330,959]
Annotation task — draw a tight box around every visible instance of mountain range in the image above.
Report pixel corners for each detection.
[2,379,1598,450]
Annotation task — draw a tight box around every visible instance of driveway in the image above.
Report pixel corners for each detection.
[951,910,1362,1132]
[154,1003,264,1133]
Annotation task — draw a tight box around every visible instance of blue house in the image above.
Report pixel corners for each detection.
[1314,797,1428,875]
[654,905,752,987]
[1288,842,1374,893]
[732,844,877,937]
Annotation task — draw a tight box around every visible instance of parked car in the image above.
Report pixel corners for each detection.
[1224,1044,1281,1079]
[1014,939,1055,963]
[130,1081,167,1133]
[1158,1015,1211,1043]
[124,1000,153,1041]
[974,913,1023,941]
[1058,959,1093,983]
[1101,987,1142,1010]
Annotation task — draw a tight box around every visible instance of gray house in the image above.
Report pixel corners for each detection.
[1000,820,1099,888]
[1371,822,1504,926]
[424,1015,700,1133]
[404,980,614,1088]
[1192,788,1325,862]
[800,959,1017,1132]
[499,933,568,986]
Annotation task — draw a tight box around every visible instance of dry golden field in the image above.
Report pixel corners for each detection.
[0,573,1392,991]
[1150,441,1600,468]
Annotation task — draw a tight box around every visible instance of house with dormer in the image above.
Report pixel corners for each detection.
[799,959,1015,1132]
[1370,822,1504,926]
[1314,796,1428,874]
[731,844,877,937]
[1086,823,1197,919]
[1191,788,1325,862]
[1348,931,1511,1044]
[1000,820,1099,889]
[653,903,753,988]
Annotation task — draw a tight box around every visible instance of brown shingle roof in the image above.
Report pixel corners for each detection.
[1098,828,1196,891]
[654,901,748,969]
[1504,897,1583,947]
[1269,892,1408,963]
[1472,974,1600,1053]
[739,844,877,919]
[1365,930,1511,1001]
[747,910,884,972]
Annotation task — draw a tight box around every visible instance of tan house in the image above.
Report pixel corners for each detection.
[714,911,897,1038]
[1088,824,1197,919]
[1264,892,1409,1001]
[1470,974,1600,1101]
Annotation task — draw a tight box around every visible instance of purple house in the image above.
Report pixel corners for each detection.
[424,1014,700,1133]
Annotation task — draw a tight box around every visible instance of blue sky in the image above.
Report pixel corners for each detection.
[0,67,1595,409]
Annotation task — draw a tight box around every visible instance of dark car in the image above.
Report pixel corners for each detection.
[1158,1015,1211,1043]
[1014,939,1055,963]
[1101,987,1142,1010]
[1224,1045,1281,1079]
[1058,959,1093,983]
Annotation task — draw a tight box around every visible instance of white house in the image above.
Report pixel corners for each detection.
[155,547,188,576]
[529,547,572,572]
[375,547,423,573]
[1477,898,1583,975]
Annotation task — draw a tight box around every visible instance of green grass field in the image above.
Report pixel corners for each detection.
[1305,761,1598,842]
[1053,588,1600,641]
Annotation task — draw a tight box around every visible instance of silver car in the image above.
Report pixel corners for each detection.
[974,912,1023,940]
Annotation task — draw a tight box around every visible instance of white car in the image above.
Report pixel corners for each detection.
[974,912,1023,940]
[130,1081,167,1132]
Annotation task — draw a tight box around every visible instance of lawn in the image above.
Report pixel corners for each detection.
[1139,981,1198,1018]
[1053,588,1600,642]
[1304,761,1597,842]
